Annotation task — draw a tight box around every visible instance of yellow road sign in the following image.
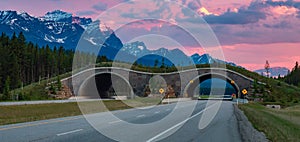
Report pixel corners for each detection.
[232,93,236,99]
[242,89,248,95]
[159,88,165,94]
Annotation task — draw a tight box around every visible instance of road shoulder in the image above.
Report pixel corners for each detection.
[233,104,269,142]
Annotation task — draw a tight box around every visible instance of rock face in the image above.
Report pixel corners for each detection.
[55,84,73,99]
[165,85,176,98]
[144,85,151,97]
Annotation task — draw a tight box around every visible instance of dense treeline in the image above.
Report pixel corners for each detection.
[282,62,300,86]
[0,32,94,100]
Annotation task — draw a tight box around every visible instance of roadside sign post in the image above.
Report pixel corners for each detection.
[159,88,164,94]
[242,89,248,104]
[159,88,165,103]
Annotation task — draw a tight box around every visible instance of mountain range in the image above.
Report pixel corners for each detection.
[254,67,290,77]
[0,10,239,67]
[0,10,86,49]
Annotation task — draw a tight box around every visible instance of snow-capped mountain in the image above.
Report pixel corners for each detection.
[121,41,193,66]
[120,41,240,67]
[122,41,149,56]
[255,67,289,77]
[42,10,73,22]
[0,10,240,67]
[0,10,120,50]
[191,53,238,67]
[191,53,214,64]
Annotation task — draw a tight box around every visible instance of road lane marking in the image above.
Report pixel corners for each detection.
[0,117,82,131]
[108,120,121,124]
[146,102,219,142]
[137,114,146,118]
[56,129,83,136]
[154,111,160,114]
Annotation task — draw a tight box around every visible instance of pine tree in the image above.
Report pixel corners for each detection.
[265,60,270,78]
[160,58,165,68]
[154,59,158,68]
[3,76,11,100]
[253,79,259,94]
[52,46,58,76]
[58,46,65,74]
[0,32,100,99]
[293,61,298,72]
[284,61,300,86]
[57,75,62,91]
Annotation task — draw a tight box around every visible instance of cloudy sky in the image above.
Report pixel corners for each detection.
[1,0,300,71]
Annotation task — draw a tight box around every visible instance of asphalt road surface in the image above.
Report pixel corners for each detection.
[0,100,241,142]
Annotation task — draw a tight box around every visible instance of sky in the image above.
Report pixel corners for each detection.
[1,0,300,71]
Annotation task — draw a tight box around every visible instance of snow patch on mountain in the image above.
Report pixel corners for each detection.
[42,10,72,22]
[255,67,289,77]
[122,41,241,67]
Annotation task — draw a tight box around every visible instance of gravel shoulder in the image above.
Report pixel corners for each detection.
[233,104,269,142]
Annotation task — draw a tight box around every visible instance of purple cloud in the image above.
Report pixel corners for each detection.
[76,10,97,16]
[92,2,108,11]
[203,9,266,24]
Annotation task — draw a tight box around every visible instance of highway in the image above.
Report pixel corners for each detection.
[0,100,241,142]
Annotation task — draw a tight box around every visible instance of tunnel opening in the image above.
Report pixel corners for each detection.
[80,73,132,99]
[197,78,237,99]
[186,74,239,100]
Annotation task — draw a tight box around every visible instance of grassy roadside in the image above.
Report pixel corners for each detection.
[0,98,161,126]
[239,103,300,142]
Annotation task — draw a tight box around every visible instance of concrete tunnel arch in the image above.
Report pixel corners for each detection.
[184,73,241,98]
[78,72,134,99]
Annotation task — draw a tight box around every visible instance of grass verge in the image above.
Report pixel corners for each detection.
[0,98,161,126]
[239,103,300,142]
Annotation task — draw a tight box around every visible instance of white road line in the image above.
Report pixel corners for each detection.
[108,120,121,124]
[137,114,146,118]
[146,102,218,142]
[154,111,160,114]
[0,117,82,131]
[56,129,83,136]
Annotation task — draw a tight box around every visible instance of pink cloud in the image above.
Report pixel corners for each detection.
[222,43,300,71]
[0,0,127,18]
[1,0,300,72]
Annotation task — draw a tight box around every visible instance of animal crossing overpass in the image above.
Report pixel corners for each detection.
[61,67,255,99]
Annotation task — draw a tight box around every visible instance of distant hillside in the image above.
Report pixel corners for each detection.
[255,67,289,77]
